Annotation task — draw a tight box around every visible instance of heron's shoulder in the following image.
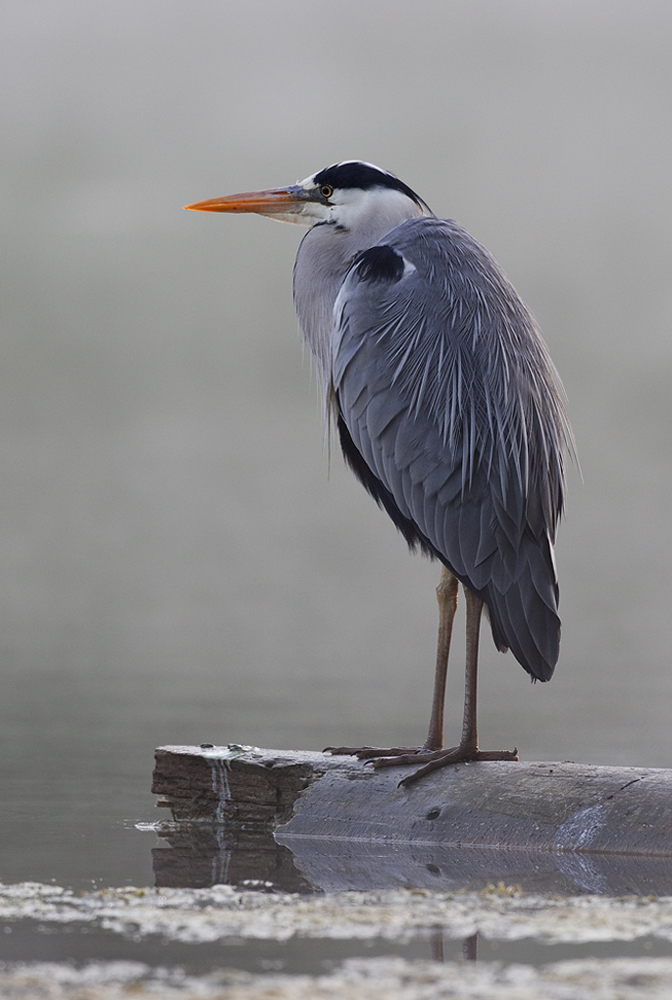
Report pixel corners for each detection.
[387,216,489,258]
[347,218,484,290]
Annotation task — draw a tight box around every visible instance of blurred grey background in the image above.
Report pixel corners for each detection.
[1,0,671,885]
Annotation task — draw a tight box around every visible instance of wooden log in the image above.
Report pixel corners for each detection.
[152,745,672,857]
[152,745,315,828]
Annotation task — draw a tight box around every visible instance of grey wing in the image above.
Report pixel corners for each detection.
[332,219,572,681]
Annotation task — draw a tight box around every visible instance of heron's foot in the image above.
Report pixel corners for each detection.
[372,744,519,787]
[325,742,518,784]
[324,745,423,759]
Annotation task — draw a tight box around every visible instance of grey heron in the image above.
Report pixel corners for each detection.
[185,161,574,785]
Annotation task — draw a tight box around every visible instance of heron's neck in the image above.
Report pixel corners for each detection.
[293,203,422,393]
[293,224,357,388]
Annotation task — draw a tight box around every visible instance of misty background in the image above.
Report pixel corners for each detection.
[1,0,671,885]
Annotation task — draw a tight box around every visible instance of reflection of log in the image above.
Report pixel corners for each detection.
[152,827,313,892]
[151,824,672,896]
[153,745,672,856]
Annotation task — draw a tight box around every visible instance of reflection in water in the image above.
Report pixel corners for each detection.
[462,932,478,963]
[427,928,479,964]
[152,828,313,893]
[429,928,444,962]
[150,825,672,897]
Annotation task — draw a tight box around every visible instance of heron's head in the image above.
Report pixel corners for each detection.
[184,161,431,231]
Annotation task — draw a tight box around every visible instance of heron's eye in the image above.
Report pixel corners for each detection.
[319,184,333,200]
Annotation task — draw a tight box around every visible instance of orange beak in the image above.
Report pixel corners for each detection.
[184,185,310,217]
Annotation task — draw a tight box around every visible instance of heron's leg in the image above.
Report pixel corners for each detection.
[425,566,459,751]
[371,585,518,782]
[326,566,458,760]
[459,585,483,753]
[365,585,484,765]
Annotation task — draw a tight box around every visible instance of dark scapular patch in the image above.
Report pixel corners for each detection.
[353,245,405,284]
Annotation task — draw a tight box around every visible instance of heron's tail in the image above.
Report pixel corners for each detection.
[480,533,560,682]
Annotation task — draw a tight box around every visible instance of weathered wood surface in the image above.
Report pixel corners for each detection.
[153,745,672,857]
